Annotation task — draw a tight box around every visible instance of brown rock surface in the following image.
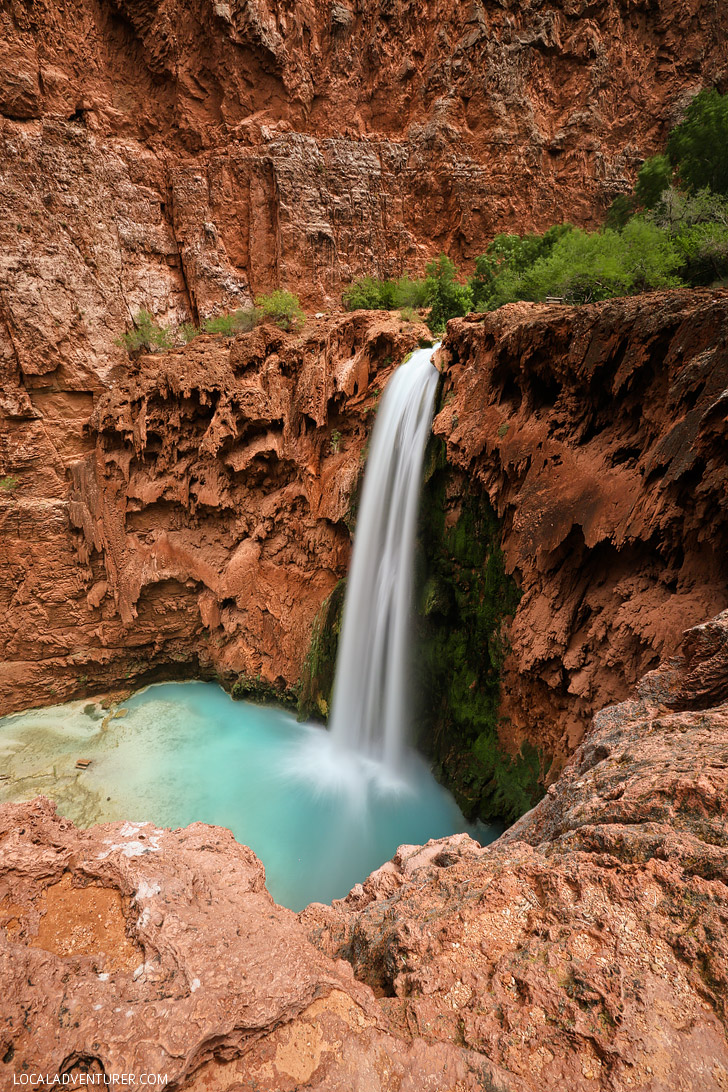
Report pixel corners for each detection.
[0,312,418,713]
[0,797,516,1091]
[434,289,728,771]
[2,611,727,1089]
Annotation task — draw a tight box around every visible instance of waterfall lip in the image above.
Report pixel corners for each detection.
[328,343,441,773]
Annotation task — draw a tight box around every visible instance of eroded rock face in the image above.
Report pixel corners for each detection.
[435,289,728,773]
[0,798,516,1091]
[2,612,727,1089]
[0,313,417,713]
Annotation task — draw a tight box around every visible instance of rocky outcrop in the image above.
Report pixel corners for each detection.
[0,313,418,713]
[2,610,727,1090]
[434,288,728,779]
[0,0,725,389]
[0,798,516,1091]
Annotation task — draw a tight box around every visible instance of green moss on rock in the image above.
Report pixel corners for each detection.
[231,673,298,710]
[297,578,347,721]
[415,438,547,824]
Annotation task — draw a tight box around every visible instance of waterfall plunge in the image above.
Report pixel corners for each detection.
[329,344,440,771]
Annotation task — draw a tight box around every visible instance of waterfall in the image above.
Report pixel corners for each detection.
[329,344,440,771]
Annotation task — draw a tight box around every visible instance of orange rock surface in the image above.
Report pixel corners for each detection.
[0,0,725,367]
[0,312,418,712]
[435,289,728,773]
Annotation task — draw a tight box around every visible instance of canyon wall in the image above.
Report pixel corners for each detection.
[0,312,417,713]
[433,288,728,793]
[0,0,725,381]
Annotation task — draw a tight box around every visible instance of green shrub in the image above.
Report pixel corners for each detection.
[0,475,19,492]
[343,276,389,310]
[394,274,429,309]
[255,289,305,332]
[673,220,728,285]
[470,225,573,310]
[523,220,683,302]
[472,220,684,308]
[399,305,424,323]
[115,310,173,353]
[423,254,473,332]
[202,307,260,336]
[342,273,429,312]
[179,321,201,343]
[667,88,728,196]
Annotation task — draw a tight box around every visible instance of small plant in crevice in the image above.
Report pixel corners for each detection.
[115,309,173,354]
[255,289,305,332]
[329,429,342,454]
[0,475,20,493]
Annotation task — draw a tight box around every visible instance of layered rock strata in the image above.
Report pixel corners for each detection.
[435,288,728,775]
[2,610,727,1090]
[0,313,417,713]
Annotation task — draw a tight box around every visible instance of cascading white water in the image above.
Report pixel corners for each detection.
[329,344,440,771]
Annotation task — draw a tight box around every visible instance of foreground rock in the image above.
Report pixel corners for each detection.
[2,611,727,1089]
[0,800,514,1091]
[436,289,728,773]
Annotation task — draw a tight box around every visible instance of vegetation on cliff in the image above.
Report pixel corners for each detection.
[297,579,347,722]
[414,439,545,824]
[343,257,472,334]
[343,89,728,322]
[116,291,305,354]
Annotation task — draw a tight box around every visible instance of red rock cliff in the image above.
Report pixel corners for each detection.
[435,288,728,774]
[0,0,724,367]
[0,313,417,712]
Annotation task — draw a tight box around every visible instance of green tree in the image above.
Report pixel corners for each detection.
[606,193,636,229]
[255,289,305,332]
[470,225,573,309]
[521,220,683,302]
[424,254,473,332]
[634,154,673,209]
[667,88,728,195]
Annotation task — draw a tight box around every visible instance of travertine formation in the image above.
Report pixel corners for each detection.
[435,289,728,772]
[2,610,727,1089]
[0,312,418,712]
